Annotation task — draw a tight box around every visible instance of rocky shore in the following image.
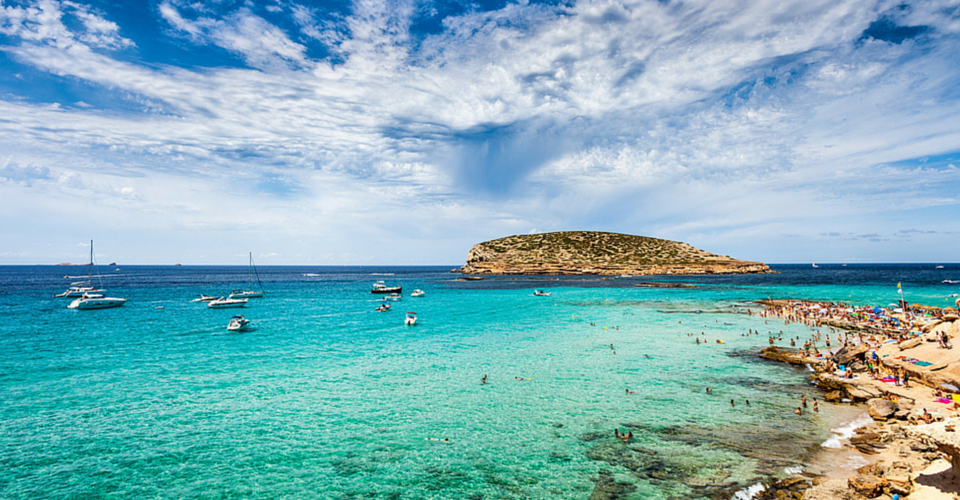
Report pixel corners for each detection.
[754,300,960,500]
[457,231,773,276]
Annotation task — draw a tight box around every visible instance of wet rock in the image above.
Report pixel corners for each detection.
[759,346,807,365]
[589,470,637,500]
[867,399,898,420]
[848,475,887,498]
[823,390,843,402]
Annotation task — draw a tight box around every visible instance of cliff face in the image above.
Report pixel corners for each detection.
[457,231,773,276]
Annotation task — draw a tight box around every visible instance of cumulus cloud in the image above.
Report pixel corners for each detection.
[0,0,959,263]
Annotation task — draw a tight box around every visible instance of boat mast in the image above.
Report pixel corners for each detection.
[250,252,264,293]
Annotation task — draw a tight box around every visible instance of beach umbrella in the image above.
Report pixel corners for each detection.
[872,307,882,314]
[943,383,960,392]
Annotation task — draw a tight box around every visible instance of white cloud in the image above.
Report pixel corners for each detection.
[0,0,959,263]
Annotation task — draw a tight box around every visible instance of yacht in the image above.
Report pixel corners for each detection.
[67,292,127,310]
[208,297,248,308]
[62,240,125,308]
[405,312,417,326]
[411,289,425,297]
[533,290,552,296]
[372,281,402,294]
[227,315,251,331]
[229,252,264,299]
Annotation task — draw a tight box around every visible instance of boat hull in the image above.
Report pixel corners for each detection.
[208,298,248,308]
[68,297,127,309]
[229,291,263,299]
[371,286,402,294]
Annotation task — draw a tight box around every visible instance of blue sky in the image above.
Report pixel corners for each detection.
[1,0,959,265]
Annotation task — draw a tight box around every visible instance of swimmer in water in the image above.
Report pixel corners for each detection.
[795,407,802,416]
[706,387,712,394]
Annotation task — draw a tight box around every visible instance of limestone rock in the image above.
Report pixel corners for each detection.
[898,337,922,350]
[847,475,887,498]
[457,231,774,276]
[867,399,898,420]
[846,386,879,401]
[835,344,869,366]
[802,478,866,500]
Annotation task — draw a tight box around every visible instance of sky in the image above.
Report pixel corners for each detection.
[1,0,959,265]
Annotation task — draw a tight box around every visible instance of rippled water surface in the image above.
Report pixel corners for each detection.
[1,264,956,499]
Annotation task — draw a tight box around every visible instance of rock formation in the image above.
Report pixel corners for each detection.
[457,231,773,276]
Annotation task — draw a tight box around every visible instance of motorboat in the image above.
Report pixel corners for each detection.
[208,297,248,308]
[376,302,391,312]
[229,252,264,299]
[411,289,425,297]
[405,312,417,325]
[372,281,402,294]
[936,265,945,269]
[533,290,551,296]
[227,315,251,331]
[191,294,219,302]
[67,292,127,310]
[384,293,403,301]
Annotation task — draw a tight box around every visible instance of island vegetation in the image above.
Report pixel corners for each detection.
[457,231,772,275]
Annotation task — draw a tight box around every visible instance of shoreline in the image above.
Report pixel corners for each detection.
[752,299,960,500]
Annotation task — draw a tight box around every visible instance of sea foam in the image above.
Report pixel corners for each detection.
[822,414,874,448]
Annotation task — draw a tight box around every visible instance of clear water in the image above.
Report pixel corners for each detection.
[1,264,957,499]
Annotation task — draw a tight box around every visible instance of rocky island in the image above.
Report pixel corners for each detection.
[457,231,772,275]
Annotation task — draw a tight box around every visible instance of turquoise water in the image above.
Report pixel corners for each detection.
[1,264,958,499]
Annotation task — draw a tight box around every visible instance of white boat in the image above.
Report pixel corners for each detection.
[533,290,551,296]
[229,252,264,299]
[208,297,248,308]
[62,241,125,308]
[411,289,425,297]
[405,312,417,326]
[191,294,219,302]
[384,293,403,301]
[55,285,105,298]
[68,292,127,310]
[372,281,402,294]
[376,302,391,312]
[812,263,819,268]
[227,315,251,331]
[936,265,945,269]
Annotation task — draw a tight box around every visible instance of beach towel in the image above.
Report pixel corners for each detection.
[936,398,953,404]
[911,360,933,366]
[951,394,960,402]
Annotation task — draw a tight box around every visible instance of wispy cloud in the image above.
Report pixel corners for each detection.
[0,0,958,263]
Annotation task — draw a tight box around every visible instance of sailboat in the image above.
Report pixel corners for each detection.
[229,252,264,299]
[812,262,819,268]
[66,240,127,310]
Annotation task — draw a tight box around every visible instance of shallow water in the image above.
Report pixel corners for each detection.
[0,264,955,499]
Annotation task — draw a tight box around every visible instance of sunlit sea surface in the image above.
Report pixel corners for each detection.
[1,264,958,499]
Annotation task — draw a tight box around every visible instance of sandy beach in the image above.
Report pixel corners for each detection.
[755,299,960,500]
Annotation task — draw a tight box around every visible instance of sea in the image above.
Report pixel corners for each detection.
[1,264,958,499]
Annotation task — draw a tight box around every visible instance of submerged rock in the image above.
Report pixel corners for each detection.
[589,470,636,500]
